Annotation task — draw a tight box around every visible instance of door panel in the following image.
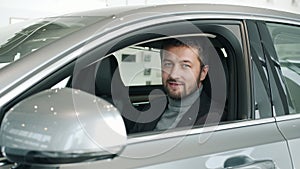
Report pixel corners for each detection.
[276,116,300,169]
[61,121,291,169]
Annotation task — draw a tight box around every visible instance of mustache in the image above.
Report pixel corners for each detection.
[166,78,184,84]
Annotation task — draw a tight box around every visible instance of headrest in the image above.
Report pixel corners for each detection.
[95,55,121,98]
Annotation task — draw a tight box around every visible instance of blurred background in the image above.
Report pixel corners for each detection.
[1,0,299,27]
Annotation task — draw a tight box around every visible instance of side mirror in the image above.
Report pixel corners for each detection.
[0,88,127,165]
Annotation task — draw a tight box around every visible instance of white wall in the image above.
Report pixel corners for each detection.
[1,0,299,27]
[0,0,107,27]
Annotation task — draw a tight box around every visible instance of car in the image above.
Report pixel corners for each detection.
[0,3,299,169]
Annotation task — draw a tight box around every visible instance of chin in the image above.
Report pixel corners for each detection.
[168,92,185,100]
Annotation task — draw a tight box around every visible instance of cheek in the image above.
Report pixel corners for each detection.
[188,70,201,84]
[161,71,169,81]
[186,75,197,84]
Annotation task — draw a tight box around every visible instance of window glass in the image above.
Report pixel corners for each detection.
[0,16,103,69]
[267,23,300,114]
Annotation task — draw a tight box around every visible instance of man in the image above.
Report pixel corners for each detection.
[129,37,215,133]
[154,38,209,131]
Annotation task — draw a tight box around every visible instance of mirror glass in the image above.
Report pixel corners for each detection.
[0,88,127,165]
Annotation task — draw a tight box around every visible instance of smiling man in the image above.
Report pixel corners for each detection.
[161,40,208,100]
[129,37,213,133]
[154,38,210,130]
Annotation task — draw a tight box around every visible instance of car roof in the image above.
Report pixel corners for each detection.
[68,4,300,22]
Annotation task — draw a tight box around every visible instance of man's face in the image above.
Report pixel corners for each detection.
[161,45,208,100]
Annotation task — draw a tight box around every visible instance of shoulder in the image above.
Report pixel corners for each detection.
[127,95,168,134]
[195,90,226,126]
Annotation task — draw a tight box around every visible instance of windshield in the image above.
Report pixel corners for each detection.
[0,16,103,69]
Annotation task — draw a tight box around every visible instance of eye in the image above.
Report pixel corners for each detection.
[163,62,173,68]
[182,64,191,69]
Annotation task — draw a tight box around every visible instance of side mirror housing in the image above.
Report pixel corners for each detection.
[0,88,127,165]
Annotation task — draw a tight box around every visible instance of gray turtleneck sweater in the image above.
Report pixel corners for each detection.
[155,87,202,131]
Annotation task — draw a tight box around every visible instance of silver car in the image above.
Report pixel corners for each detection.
[0,4,299,169]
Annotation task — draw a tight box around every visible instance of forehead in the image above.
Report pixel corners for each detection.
[162,45,200,63]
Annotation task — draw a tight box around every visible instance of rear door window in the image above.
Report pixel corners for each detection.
[267,23,300,114]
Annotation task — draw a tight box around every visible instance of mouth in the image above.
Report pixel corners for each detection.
[167,81,184,88]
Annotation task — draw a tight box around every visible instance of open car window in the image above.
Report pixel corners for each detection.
[3,20,245,136]
[67,23,243,135]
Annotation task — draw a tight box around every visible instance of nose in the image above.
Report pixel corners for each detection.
[169,65,181,79]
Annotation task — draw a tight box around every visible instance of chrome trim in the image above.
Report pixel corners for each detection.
[272,105,277,117]
[135,33,217,45]
[132,101,149,106]
[275,113,300,122]
[127,118,275,144]
[186,13,300,26]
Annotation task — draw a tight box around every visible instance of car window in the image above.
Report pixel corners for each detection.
[5,21,246,136]
[68,21,245,135]
[267,23,300,115]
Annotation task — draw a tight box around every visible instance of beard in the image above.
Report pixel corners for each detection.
[164,82,185,100]
[164,77,200,100]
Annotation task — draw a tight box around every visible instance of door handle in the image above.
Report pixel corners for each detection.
[223,155,276,169]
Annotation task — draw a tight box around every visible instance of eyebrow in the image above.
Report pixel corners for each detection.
[180,60,193,65]
[182,60,192,63]
[162,59,194,64]
[162,59,172,62]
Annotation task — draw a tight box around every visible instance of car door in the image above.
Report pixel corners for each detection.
[261,21,300,169]
[57,19,292,168]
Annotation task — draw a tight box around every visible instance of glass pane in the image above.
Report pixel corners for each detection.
[0,16,103,69]
[267,23,300,114]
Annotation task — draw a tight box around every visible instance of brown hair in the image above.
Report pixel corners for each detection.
[160,37,211,66]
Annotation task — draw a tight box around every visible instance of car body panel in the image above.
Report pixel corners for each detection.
[276,115,300,169]
[59,119,291,168]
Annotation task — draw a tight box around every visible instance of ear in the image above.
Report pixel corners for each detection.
[200,65,209,81]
